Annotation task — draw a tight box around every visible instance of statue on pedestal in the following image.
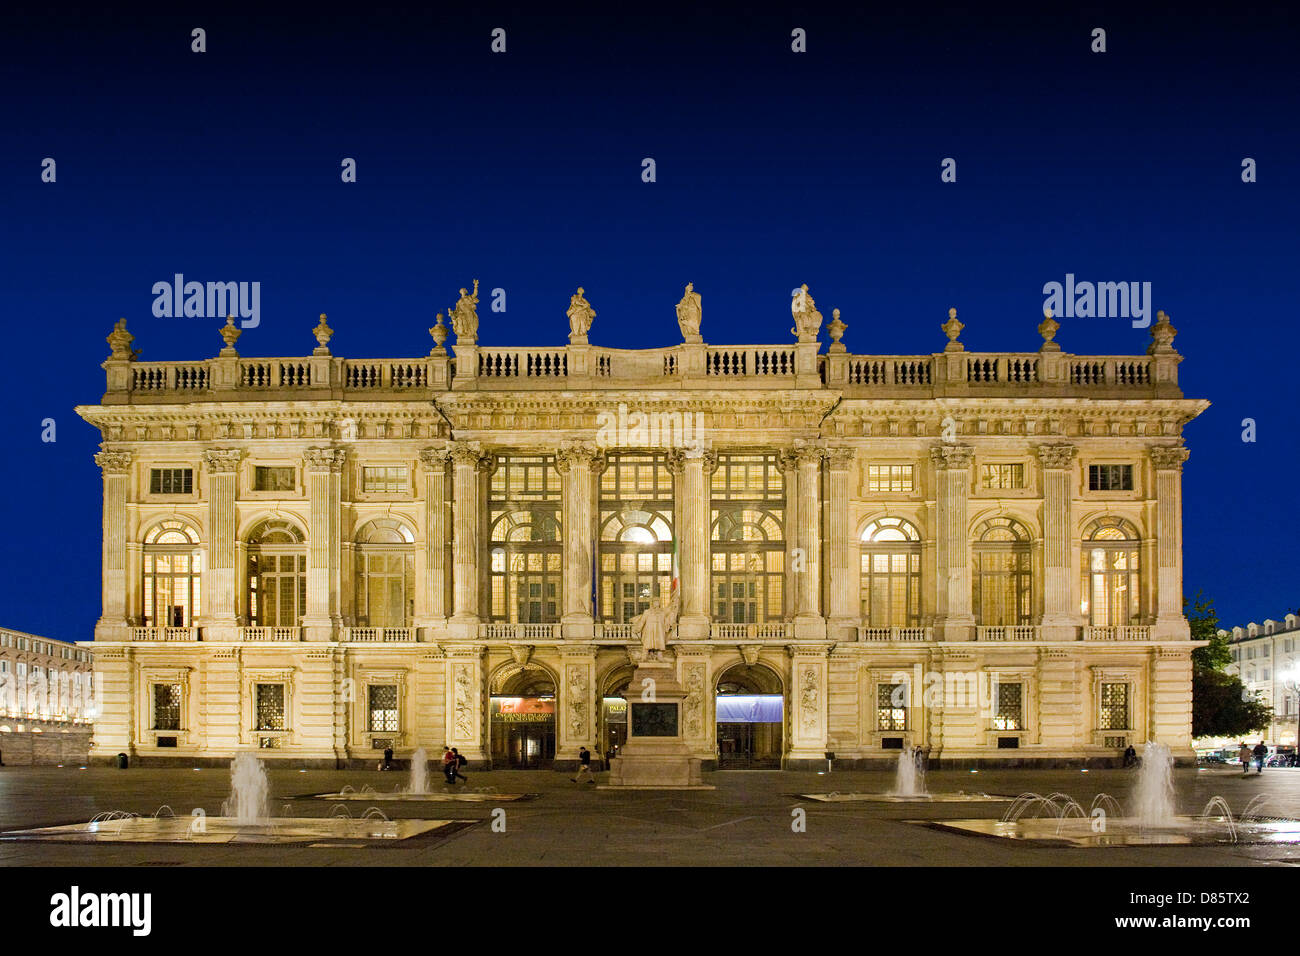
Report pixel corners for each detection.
[675,283,702,340]
[790,284,823,341]
[448,279,480,342]
[631,588,681,660]
[567,287,596,340]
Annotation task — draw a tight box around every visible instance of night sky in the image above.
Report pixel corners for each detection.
[2,3,1296,643]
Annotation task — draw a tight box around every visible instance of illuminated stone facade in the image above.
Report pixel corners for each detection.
[76,290,1207,767]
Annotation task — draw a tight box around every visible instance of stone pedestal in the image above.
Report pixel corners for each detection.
[606,659,709,788]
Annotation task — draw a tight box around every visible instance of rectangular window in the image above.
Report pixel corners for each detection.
[153,682,181,730]
[877,683,907,731]
[150,468,193,495]
[1088,464,1133,491]
[255,683,285,731]
[253,466,296,492]
[981,463,1025,490]
[368,684,399,732]
[1099,682,1129,730]
[363,465,409,494]
[995,682,1023,731]
[867,465,914,493]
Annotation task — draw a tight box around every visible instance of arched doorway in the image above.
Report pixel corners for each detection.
[489,667,557,769]
[598,666,635,767]
[715,663,784,769]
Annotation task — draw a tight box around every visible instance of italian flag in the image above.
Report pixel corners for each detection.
[670,535,680,596]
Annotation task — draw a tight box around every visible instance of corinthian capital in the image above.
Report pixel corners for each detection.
[94,450,132,474]
[446,440,483,466]
[929,443,975,469]
[203,448,246,474]
[1034,442,1077,469]
[302,446,348,473]
[1149,445,1190,472]
[825,446,856,470]
[556,440,605,475]
[419,445,452,471]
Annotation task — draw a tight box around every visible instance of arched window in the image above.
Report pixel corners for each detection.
[353,519,415,627]
[711,454,786,623]
[247,519,307,627]
[972,517,1032,626]
[143,520,202,627]
[1081,517,1141,626]
[599,453,674,624]
[860,517,922,627]
[489,455,563,624]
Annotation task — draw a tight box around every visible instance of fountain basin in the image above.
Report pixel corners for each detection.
[311,791,535,802]
[915,815,1300,847]
[797,792,1013,803]
[0,817,468,845]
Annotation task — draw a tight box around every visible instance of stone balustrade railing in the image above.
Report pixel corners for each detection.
[858,626,934,642]
[103,337,1181,403]
[1083,625,1151,641]
[241,626,302,642]
[345,626,414,643]
[977,625,1040,641]
[130,626,198,642]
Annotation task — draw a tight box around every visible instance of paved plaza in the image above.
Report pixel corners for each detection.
[1,764,1298,866]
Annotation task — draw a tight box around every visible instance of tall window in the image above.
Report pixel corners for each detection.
[599,453,674,623]
[1081,517,1141,626]
[368,685,399,732]
[859,517,922,627]
[143,520,202,627]
[489,456,562,623]
[711,454,785,623]
[995,682,1024,731]
[255,683,285,730]
[877,683,907,731]
[972,517,1032,625]
[353,519,415,627]
[247,519,307,627]
[1099,682,1129,730]
[153,683,181,730]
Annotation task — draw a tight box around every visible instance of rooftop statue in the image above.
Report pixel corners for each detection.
[791,283,822,342]
[567,286,596,340]
[675,282,702,341]
[448,279,480,343]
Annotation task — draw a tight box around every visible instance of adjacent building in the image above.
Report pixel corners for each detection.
[1218,615,1300,751]
[75,287,1207,768]
[0,625,95,764]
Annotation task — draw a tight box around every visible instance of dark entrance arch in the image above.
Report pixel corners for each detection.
[490,669,557,769]
[715,663,784,769]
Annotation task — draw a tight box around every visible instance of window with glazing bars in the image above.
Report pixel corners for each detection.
[368,684,399,732]
[1099,682,1129,730]
[255,683,285,731]
[153,683,181,730]
[995,682,1023,730]
[877,683,907,731]
[150,468,193,494]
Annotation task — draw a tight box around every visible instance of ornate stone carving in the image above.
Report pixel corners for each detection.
[105,318,136,361]
[700,449,718,476]
[675,282,702,340]
[825,446,855,470]
[566,664,588,739]
[664,448,686,476]
[790,284,823,342]
[419,446,451,471]
[312,313,333,355]
[448,279,480,343]
[566,287,596,340]
[218,315,241,356]
[739,644,761,667]
[510,644,533,666]
[94,450,132,474]
[453,666,474,739]
[1038,310,1060,352]
[799,667,820,734]
[929,443,975,469]
[632,589,680,659]
[1149,445,1190,471]
[428,313,448,354]
[827,308,846,351]
[794,444,826,466]
[942,307,964,352]
[302,446,347,473]
[683,663,705,738]
[447,440,487,469]
[555,440,603,474]
[1147,310,1177,354]
[1035,442,1077,469]
[777,449,800,474]
[203,448,245,474]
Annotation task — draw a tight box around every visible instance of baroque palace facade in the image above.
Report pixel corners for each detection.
[76,283,1207,768]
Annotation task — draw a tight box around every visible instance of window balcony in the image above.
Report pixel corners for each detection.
[130,627,198,642]
[858,626,933,642]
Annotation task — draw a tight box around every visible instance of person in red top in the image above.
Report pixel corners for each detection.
[442,746,458,785]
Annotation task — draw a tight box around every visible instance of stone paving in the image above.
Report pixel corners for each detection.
[1,764,1298,866]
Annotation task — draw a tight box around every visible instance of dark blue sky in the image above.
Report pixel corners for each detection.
[2,3,1296,642]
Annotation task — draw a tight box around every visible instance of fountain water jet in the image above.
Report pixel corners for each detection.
[224,753,270,825]
[1132,741,1176,828]
[891,749,926,797]
[409,747,429,794]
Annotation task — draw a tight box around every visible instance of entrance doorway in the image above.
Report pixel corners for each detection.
[489,671,557,769]
[715,664,784,769]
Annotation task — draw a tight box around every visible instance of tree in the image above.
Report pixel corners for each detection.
[1187,592,1273,738]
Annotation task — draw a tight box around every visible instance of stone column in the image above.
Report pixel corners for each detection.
[416,446,451,640]
[1036,442,1078,641]
[443,644,487,762]
[672,448,715,641]
[793,444,826,640]
[201,449,243,641]
[777,450,799,622]
[557,646,598,763]
[930,444,975,641]
[1150,446,1191,640]
[824,446,858,641]
[557,441,604,639]
[302,447,347,642]
[94,451,132,643]
[448,441,489,640]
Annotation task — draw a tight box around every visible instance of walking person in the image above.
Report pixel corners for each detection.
[1253,740,1268,774]
[451,747,468,783]
[1237,742,1252,776]
[571,745,597,785]
[442,746,458,786]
